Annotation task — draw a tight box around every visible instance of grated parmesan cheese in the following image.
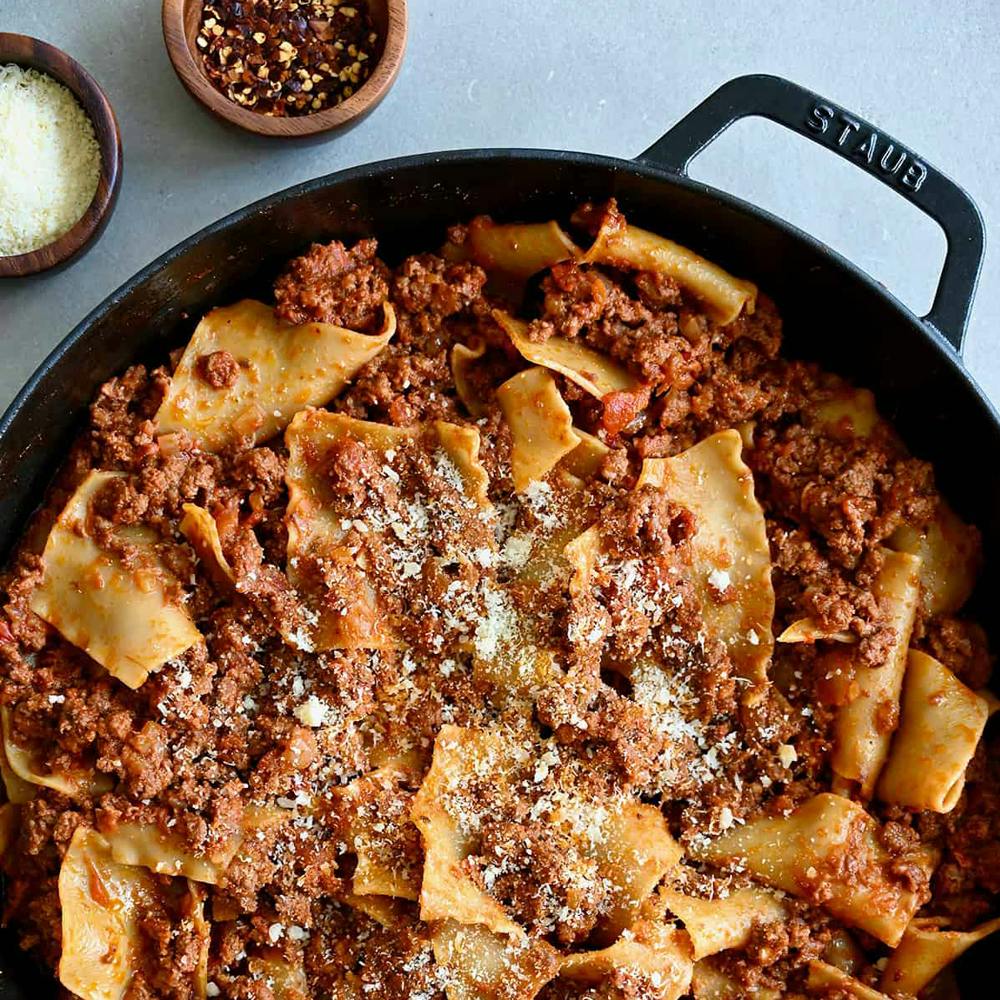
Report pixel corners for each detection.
[294,695,328,727]
[0,65,101,256]
[473,584,516,659]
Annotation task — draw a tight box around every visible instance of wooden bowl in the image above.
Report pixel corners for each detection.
[0,34,122,278]
[162,0,407,139]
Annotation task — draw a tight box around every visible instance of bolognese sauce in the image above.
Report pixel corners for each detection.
[0,200,995,1000]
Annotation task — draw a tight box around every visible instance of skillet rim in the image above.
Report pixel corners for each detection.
[1,146,998,448]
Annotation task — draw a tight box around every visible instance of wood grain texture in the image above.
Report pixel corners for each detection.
[161,0,407,139]
[0,33,122,279]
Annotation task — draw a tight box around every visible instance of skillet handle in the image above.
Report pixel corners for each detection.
[638,74,985,353]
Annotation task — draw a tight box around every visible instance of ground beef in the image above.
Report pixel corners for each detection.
[88,365,166,471]
[137,447,224,521]
[1,553,47,649]
[709,903,833,995]
[336,343,461,426]
[392,254,487,331]
[197,350,240,389]
[770,524,880,633]
[467,820,609,945]
[751,419,937,569]
[752,424,936,569]
[920,616,993,689]
[528,261,704,392]
[535,681,667,790]
[634,269,683,310]
[274,238,390,332]
[92,472,150,525]
[332,253,498,426]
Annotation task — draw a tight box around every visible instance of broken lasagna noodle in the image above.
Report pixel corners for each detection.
[0,199,996,1000]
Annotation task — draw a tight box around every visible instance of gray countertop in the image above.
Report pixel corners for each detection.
[2,0,998,413]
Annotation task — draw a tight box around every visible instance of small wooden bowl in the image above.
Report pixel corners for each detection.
[0,33,122,279]
[162,0,407,139]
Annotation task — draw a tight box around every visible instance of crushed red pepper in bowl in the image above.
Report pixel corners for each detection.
[197,0,377,116]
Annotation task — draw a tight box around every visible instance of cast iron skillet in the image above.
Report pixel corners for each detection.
[0,74,993,995]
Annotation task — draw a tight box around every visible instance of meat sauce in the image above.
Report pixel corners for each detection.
[0,200,994,999]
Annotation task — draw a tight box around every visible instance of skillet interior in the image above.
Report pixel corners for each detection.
[0,150,996,996]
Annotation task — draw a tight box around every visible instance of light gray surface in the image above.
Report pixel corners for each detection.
[1,0,998,413]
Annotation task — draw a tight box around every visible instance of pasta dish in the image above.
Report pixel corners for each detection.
[0,200,996,999]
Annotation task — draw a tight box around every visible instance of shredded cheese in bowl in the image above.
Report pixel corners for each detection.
[0,63,101,257]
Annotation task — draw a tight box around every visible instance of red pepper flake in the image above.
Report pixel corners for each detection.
[198,0,378,117]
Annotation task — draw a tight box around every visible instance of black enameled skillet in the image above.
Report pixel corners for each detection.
[0,74,993,995]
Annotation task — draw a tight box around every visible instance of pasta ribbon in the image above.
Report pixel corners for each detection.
[471,481,602,704]
[332,763,423,901]
[344,893,408,928]
[821,928,868,978]
[466,217,580,279]
[689,793,931,946]
[807,961,889,999]
[493,309,640,399]
[558,923,693,1000]
[638,429,775,694]
[658,883,786,960]
[0,726,36,804]
[877,650,989,812]
[591,802,684,942]
[889,500,980,615]
[431,920,561,1000]
[58,828,158,1000]
[284,411,491,651]
[29,471,201,689]
[880,916,1000,996]
[559,428,610,483]
[411,725,682,942]
[777,617,854,644]
[410,726,524,937]
[472,646,562,706]
[691,959,786,999]
[981,687,1000,718]
[814,387,880,438]
[189,882,211,1000]
[496,367,581,492]
[101,805,286,884]
[583,220,756,325]
[156,298,396,452]
[451,339,488,417]
[831,549,921,796]
[103,824,223,884]
[179,503,235,585]
[435,420,492,509]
